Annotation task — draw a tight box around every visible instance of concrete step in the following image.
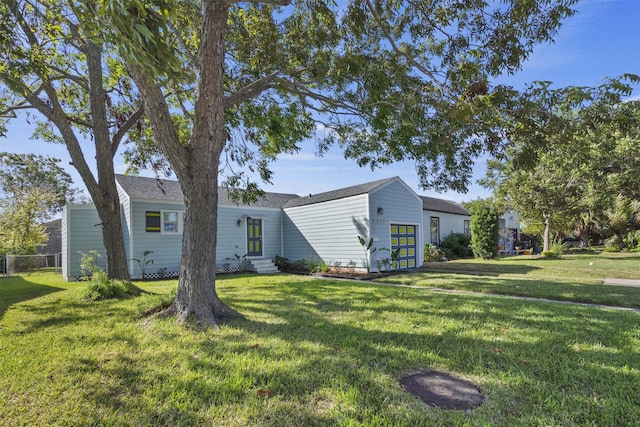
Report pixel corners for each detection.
[248,258,280,274]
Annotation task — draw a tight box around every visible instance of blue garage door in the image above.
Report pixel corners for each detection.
[391,224,417,269]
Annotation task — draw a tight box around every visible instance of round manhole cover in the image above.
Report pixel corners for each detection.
[400,371,484,410]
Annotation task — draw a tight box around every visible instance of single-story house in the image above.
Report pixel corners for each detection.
[420,196,471,246]
[62,174,471,280]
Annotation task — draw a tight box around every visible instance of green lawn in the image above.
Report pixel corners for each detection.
[378,252,640,308]
[1,266,639,426]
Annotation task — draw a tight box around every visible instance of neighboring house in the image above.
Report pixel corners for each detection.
[61,174,469,280]
[420,196,471,246]
[498,211,522,253]
[39,219,62,255]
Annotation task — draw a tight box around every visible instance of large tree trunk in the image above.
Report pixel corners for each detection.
[84,41,130,280]
[165,0,242,326]
[95,185,130,280]
[164,166,243,325]
[131,0,242,325]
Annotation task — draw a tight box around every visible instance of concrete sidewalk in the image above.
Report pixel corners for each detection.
[603,278,640,288]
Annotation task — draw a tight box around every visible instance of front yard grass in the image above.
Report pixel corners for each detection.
[1,270,639,426]
[378,251,640,308]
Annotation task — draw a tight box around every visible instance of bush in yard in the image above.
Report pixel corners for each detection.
[80,251,141,301]
[468,200,500,259]
[424,243,446,262]
[541,241,569,258]
[83,278,142,301]
[439,233,472,259]
[623,230,640,252]
[604,236,621,252]
[274,255,291,271]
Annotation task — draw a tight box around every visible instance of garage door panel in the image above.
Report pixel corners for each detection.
[391,223,417,270]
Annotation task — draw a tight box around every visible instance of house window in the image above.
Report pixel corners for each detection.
[464,220,470,236]
[145,211,161,232]
[430,217,440,245]
[162,211,182,234]
[147,210,184,233]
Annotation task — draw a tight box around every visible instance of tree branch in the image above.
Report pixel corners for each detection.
[0,102,31,117]
[224,72,281,108]
[364,0,446,95]
[166,21,198,76]
[170,86,195,121]
[7,0,100,196]
[111,105,145,157]
[128,64,188,170]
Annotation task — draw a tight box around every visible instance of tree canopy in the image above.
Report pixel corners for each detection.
[0,0,149,278]
[89,0,580,191]
[5,0,582,325]
[0,153,76,254]
[87,0,582,325]
[482,79,640,250]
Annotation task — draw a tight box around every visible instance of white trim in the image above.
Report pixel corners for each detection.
[129,197,185,206]
[283,193,368,213]
[219,204,282,213]
[429,216,440,245]
[369,176,423,204]
[160,210,185,235]
[365,193,371,241]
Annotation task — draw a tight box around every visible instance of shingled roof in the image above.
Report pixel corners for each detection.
[283,176,397,208]
[420,195,470,216]
[115,174,299,209]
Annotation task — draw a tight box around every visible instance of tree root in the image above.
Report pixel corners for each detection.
[157,299,244,329]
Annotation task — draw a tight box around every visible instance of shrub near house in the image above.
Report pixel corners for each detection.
[439,233,472,259]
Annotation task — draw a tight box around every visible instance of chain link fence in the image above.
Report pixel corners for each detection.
[1,253,62,278]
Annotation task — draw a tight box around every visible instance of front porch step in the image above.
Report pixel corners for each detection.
[248,258,280,274]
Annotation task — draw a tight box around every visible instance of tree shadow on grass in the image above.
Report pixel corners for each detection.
[47,277,640,426]
[420,262,541,277]
[0,275,65,320]
[204,279,640,425]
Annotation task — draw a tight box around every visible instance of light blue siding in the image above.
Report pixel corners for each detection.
[62,205,106,280]
[128,201,284,278]
[63,176,453,279]
[216,206,283,263]
[63,197,285,280]
[128,200,185,278]
[369,180,423,269]
[422,210,471,245]
[283,194,369,268]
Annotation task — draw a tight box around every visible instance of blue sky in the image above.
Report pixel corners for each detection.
[2,0,639,203]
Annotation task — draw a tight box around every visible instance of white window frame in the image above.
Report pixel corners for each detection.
[161,210,184,234]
